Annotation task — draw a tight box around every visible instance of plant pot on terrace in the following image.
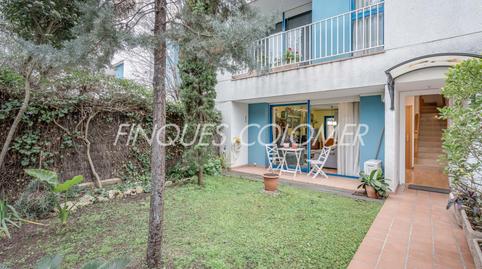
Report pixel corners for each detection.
[357,168,390,199]
[263,173,279,192]
[472,239,482,269]
[365,186,378,199]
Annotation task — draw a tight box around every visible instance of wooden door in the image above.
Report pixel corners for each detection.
[405,105,413,169]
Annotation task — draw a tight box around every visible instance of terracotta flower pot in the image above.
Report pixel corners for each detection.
[366,186,378,199]
[263,173,279,192]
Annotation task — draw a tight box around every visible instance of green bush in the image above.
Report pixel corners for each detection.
[15,181,59,219]
[168,157,223,181]
[203,158,222,176]
[441,58,482,229]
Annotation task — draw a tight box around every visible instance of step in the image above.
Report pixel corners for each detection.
[417,152,443,159]
[420,127,445,132]
[418,146,444,154]
[420,115,442,121]
[419,137,441,143]
[421,108,439,112]
[418,141,442,148]
[421,108,439,113]
[420,123,445,129]
[419,131,442,137]
[415,158,444,167]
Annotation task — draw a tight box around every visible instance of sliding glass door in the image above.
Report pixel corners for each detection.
[271,103,310,171]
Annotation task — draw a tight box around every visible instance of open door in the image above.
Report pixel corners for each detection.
[405,105,413,171]
[405,95,449,192]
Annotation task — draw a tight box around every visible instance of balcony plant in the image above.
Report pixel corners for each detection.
[358,169,390,199]
[283,48,301,64]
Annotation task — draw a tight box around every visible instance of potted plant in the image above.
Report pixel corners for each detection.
[358,169,390,199]
[263,173,279,192]
[283,48,301,64]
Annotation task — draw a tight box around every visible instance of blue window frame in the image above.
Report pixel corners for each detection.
[114,63,124,79]
[351,0,384,20]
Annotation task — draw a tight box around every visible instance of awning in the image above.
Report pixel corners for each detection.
[385,53,481,110]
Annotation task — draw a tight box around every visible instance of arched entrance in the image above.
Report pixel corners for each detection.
[385,53,481,192]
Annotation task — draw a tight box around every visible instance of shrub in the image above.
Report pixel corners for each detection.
[15,180,59,219]
[0,199,21,239]
[167,157,223,182]
[441,58,482,230]
[204,158,222,176]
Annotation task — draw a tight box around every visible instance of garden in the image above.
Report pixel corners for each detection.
[1,175,381,268]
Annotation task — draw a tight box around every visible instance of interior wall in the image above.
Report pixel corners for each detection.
[311,109,336,144]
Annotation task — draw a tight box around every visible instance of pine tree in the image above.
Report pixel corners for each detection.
[174,0,271,185]
[146,0,168,267]
[179,53,219,186]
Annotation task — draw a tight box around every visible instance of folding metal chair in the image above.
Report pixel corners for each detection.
[265,144,283,171]
[307,146,331,178]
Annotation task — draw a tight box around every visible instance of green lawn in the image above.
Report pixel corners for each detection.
[1,176,381,268]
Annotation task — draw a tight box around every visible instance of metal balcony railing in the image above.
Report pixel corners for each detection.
[251,1,384,71]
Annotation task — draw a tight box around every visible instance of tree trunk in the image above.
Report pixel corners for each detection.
[84,112,102,188]
[146,0,167,268]
[197,166,204,186]
[0,66,34,170]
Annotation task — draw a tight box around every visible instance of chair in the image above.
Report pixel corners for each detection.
[307,146,331,178]
[265,144,283,171]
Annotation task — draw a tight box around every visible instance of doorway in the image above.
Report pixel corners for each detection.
[404,94,448,190]
[271,103,310,171]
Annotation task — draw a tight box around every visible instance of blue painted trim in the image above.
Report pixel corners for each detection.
[326,173,360,179]
[270,102,308,108]
[307,100,311,173]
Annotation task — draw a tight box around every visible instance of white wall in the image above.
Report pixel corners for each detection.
[216,0,482,103]
[216,101,249,168]
[215,0,482,182]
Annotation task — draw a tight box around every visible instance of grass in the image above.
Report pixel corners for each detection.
[0,176,381,268]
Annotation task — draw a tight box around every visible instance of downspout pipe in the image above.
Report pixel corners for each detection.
[385,71,395,110]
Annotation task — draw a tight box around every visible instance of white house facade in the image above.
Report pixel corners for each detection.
[216,0,482,191]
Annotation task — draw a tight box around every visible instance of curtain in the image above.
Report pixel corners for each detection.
[336,102,360,177]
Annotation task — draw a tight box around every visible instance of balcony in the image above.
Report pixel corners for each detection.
[240,1,384,76]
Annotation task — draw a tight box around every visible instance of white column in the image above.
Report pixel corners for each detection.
[384,85,399,191]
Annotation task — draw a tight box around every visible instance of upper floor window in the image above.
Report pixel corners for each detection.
[114,63,124,79]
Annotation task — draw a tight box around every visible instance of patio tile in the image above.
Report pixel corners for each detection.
[406,257,433,269]
[348,188,474,269]
[348,258,375,269]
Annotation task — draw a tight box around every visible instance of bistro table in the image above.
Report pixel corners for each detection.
[278,147,304,177]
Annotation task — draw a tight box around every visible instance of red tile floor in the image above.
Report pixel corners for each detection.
[348,188,474,269]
